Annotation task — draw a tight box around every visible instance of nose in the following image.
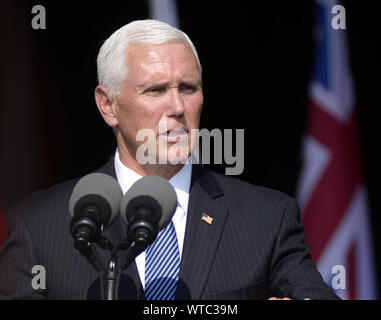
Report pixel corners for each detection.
[167,87,185,117]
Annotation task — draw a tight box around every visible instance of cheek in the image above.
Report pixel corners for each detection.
[138,96,167,118]
[119,98,164,132]
[185,96,203,125]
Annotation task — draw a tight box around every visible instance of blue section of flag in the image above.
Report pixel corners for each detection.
[312,2,331,90]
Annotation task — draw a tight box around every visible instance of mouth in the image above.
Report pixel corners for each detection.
[160,128,188,142]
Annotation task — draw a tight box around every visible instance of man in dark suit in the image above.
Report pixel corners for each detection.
[0,20,338,300]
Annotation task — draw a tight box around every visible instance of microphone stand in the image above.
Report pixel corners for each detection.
[120,240,145,270]
[102,238,132,301]
[73,238,106,300]
[79,222,159,300]
[76,234,119,300]
[105,258,118,300]
[74,239,103,272]
[75,234,140,300]
[95,236,120,300]
[104,230,155,300]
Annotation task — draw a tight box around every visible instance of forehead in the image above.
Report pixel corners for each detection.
[124,42,200,81]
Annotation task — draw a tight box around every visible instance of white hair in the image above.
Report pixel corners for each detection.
[97,19,202,99]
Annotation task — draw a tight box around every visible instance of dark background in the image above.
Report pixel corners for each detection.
[0,0,380,295]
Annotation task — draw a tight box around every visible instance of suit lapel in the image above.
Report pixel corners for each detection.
[176,165,229,300]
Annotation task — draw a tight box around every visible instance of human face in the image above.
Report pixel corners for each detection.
[112,41,203,169]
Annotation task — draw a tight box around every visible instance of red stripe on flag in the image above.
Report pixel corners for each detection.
[302,101,363,261]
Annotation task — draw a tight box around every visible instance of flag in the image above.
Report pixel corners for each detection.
[297,0,377,299]
[148,0,179,28]
[201,213,214,225]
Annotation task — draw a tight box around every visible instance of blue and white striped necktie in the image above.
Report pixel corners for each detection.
[145,220,180,300]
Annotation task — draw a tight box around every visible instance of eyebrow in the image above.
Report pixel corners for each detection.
[136,80,203,91]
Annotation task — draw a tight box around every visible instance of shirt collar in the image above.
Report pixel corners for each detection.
[114,148,191,215]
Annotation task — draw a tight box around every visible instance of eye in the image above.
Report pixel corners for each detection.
[179,84,196,94]
[145,86,166,95]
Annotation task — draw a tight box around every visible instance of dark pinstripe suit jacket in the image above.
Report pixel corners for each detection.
[0,157,338,299]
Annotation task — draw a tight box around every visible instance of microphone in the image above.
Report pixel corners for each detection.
[69,173,123,251]
[119,176,178,261]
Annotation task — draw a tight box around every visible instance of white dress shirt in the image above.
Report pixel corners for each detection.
[114,149,191,290]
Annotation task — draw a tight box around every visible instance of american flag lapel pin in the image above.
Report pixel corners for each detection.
[201,212,213,225]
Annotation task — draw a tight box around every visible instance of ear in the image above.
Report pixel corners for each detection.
[94,85,119,127]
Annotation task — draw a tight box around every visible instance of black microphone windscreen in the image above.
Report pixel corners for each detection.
[120,176,178,230]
